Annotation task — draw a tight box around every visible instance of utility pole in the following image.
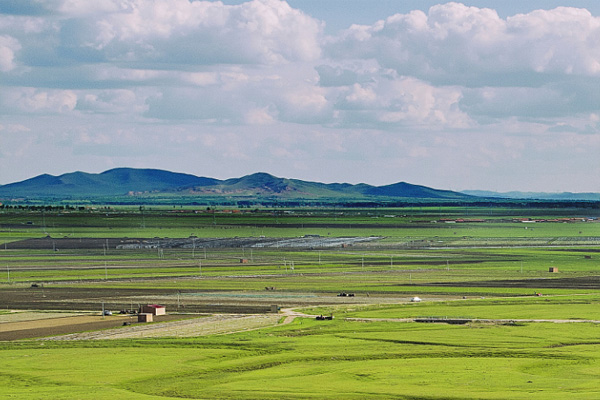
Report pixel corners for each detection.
[140,206,145,229]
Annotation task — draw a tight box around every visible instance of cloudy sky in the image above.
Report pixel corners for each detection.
[1,0,600,192]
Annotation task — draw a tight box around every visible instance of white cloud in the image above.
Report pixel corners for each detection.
[94,66,164,82]
[0,35,20,71]
[0,87,77,114]
[54,0,322,66]
[244,107,277,125]
[75,130,111,145]
[142,64,330,124]
[182,72,219,86]
[327,3,600,83]
[507,7,600,75]
[332,76,471,129]
[277,85,330,123]
[344,83,377,108]
[76,89,147,114]
[56,0,131,17]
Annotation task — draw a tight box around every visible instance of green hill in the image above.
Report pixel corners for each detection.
[0,168,218,198]
[0,168,475,202]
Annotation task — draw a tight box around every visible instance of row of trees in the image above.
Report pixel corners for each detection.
[1,200,598,211]
[0,204,115,211]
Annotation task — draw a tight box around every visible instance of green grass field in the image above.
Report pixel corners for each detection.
[1,317,599,399]
[305,294,600,320]
[1,206,599,399]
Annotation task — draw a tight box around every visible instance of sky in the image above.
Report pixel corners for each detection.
[1,1,600,192]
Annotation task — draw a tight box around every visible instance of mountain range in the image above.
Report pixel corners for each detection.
[461,190,600,201]
[0,168,472,201]
[0,168,597,203]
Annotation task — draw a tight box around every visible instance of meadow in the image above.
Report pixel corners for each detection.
[0,205,599,399]
[1,317,599,399]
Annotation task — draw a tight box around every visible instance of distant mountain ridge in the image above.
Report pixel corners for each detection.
[0,168,473,201]
[461,190,600,201]
[0,168,219,198]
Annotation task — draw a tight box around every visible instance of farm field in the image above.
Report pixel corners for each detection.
[0,205,599,399]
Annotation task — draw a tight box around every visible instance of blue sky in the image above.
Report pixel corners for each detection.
[1,0,599,192]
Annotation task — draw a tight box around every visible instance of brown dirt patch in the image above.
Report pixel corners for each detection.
[0,313,191,341]
[422,276,600,289]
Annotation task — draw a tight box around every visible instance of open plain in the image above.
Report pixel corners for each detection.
[0,206,599,399]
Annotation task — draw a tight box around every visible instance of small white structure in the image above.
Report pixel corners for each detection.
[410,297,422,302]
[138,313,153,323]
[142,304,166,315]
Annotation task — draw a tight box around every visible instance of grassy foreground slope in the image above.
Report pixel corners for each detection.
[1,317,599,399]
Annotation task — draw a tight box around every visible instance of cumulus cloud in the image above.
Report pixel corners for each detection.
[53,0,322,66]
[330,75,471,129]
[4,1,598,127]
[276,85,330,123]
[507,7,600,75]
[144,67,332,124]
[319,3,600,130]
[326,3,600,84]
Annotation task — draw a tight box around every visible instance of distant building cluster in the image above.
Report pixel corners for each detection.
[435,217,597,224]
[437,218,486,223]
[514,217,597,223]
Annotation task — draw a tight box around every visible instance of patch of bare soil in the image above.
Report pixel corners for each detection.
[0,313,188,341]
[0,286,394,315]
[0,286,282,314]
[422,276,600,289]
[40,314,281,340]
[5,236,381,250]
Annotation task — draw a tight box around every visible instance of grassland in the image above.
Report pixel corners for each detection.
[0,205,599,399]
[0,317,599,399]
